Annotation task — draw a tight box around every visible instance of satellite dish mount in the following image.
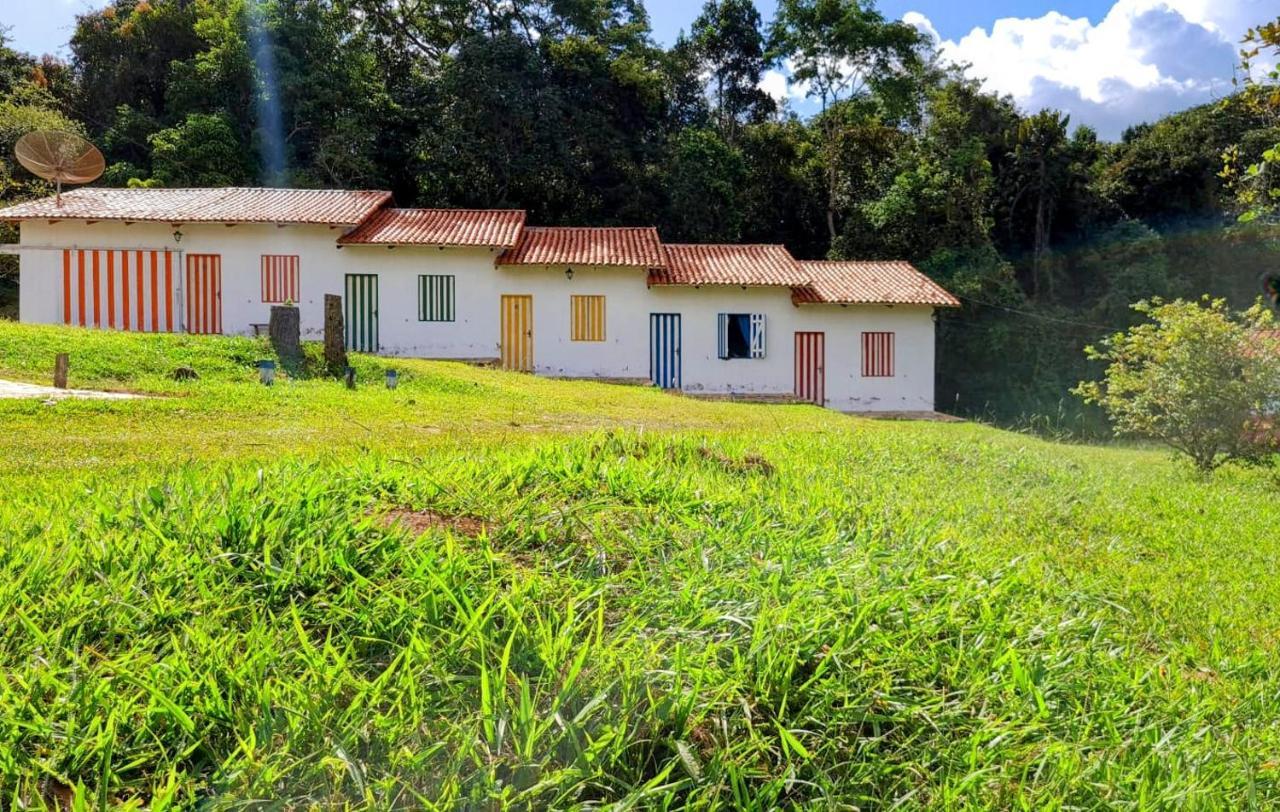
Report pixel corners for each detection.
[14,130,105,206]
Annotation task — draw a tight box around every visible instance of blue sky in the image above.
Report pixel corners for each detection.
[3,0,1270,138]
[646,0,1116,44]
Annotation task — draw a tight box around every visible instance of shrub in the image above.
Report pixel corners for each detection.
[1075,297,1280,471]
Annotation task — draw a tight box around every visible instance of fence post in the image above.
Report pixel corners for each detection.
[324,294,347,374]
[53,353,69,389]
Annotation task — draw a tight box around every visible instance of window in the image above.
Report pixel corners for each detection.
[862,331,895,377]
[418,274,455,321]
[570,294,606,341]
[717,313,765,359]
[260,255,299,303]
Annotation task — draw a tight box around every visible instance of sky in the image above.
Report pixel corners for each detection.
[3,0,1273,139]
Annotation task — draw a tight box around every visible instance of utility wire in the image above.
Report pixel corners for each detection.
[947,291,1128,333]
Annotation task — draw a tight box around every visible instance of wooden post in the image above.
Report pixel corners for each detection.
[324,294,347,374]
[268,305,301,362]
[53,353,68,389]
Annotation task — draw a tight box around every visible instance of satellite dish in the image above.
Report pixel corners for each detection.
[14,130,105,206]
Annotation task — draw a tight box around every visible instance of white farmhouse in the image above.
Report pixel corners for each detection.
[0,187,959,411]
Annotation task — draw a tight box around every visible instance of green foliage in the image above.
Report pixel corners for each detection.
[2,322,1280,806]
[1076,297,1280,470]
[147,111,253,186]
[688,0,775,137]
[0,34,84,316]
[1221,17,1280,224]
[659,127,746,241]
[767,0,925,112]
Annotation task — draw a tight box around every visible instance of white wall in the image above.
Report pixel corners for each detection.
[646,285,937,411]
[16,220,938,410]
[19,220,372,336]
[493,265,651,378]
[338,244,503,358]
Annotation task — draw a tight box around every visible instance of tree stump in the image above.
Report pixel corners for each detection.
[324,294,347,374]
[53,353,68,389]
[268,305,301,363]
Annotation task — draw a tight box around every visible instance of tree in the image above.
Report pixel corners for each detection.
[148,112,253,186]
[687,0,774,140]
[1221,16,1280,224]
[658,127,746,241]
[1075,221,1173,325]
[1001,110,1073,297]
[0,33,84,316]
[1075,298,1280,471]
[767,0,927,242]
[68,0,203,132]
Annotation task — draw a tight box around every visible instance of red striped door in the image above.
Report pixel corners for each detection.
[261,255,300,303]
[185,254,223,334]
[794,331,825,405]
[60,248,174,332]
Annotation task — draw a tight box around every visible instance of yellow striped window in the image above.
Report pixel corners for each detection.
[570,295,606,341]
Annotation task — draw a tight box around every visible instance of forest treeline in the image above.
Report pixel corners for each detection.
[1,0,1278,429]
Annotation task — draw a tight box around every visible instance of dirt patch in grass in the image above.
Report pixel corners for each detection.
[690,445,776,477]
[382,507,490,538]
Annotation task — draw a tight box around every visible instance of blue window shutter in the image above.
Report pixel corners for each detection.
[717,313,729,359]
[749,313,766,358]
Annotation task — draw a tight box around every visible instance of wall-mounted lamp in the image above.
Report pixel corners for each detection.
[565,267,574,280]
[172,228,183,244]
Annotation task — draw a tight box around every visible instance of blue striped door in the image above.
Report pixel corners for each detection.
[649,313,681,389]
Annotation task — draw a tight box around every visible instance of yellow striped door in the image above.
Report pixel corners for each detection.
[500,294,533,371]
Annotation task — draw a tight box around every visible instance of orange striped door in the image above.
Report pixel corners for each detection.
[60,249,174,332]
[185,254,223,334]
[500,294,533,372]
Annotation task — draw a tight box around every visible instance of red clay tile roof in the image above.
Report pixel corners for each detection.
[497,227,663,268]
[649,244,806,287]
[792,260,960,307]
[0,187,392,226]
[338,207,526,247]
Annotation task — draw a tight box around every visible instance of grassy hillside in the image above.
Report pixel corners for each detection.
[1,322,1278,809]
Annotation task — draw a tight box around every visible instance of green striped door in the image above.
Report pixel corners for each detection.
[344,274,379,352]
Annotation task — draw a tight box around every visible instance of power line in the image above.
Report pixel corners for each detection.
[947,291,1127,332]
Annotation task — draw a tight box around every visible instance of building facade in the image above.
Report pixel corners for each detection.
[1,187,960,411]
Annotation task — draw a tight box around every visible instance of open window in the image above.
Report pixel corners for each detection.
[717,313,765,359]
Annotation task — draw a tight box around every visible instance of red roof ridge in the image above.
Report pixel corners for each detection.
[338,207,527,248]
[498,225,664,268]
[652,243,806,287]
[793,259,959,307]
[0,186,393,226]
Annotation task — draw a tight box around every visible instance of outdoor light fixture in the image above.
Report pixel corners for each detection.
[565,267,574,280]
[172,228,183,244]
[257,360,276,386]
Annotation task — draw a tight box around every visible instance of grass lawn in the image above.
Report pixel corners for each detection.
[1,320,1278,809]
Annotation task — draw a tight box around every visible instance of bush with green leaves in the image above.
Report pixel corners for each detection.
[1076,297,1280,471]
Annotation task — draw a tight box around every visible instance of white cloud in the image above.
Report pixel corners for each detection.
[908,0,1271,138]
[759,58,817,108]
[758,70,792,105]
